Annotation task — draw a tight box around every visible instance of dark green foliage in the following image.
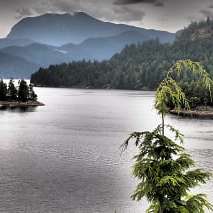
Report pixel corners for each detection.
[123,125,213,212]
[123,59,213,212]
[155,77,189,115]
[31,19,213,95]
[176,18,213,43]
[31,40,169,90]
[166,60,213,108]
[0,79,37,102]
[0,80,7,101]
[8,79,17,100]
[31,61,113,88]
[18,80,29,102]
[29,84,37,101]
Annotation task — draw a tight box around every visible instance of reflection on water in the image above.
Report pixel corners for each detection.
[0,88,212,213]
[0,107,37,113]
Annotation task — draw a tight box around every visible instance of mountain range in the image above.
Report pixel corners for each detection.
[31,18,213,90]
[0,12,175,78]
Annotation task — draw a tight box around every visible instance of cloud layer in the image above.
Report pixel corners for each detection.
[114,0,161,6]
[0,0,212,38]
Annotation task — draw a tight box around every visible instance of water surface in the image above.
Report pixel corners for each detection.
[0,88,212,213]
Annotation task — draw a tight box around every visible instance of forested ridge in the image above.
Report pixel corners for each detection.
[31,19,213,90]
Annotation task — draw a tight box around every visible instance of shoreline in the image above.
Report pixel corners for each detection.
[32,84,155,91]
[0,101,45,108]
[170,109,213,119]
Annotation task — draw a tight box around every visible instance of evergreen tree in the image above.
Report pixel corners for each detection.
[18,80,29,102]
[0,80,7,101]
[8,79,17,100]
[29,84,37,101]
[122,60,213,212]
[166,60,213,108]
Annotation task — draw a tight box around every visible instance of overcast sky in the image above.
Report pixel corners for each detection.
[0,0,213,38]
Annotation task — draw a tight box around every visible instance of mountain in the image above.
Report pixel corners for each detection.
[7,12,175,46]
[0,12,175,78]
[31,18,213,90]
[60,31,151,60]
[0,52,38,78]
[1,43,70,67]
[1,30,167,70]
[0,38,34,49]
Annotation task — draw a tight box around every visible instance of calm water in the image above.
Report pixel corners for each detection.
[0,88,212,213]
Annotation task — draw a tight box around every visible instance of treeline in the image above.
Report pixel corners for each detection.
[31,19,213,91]
[0,79,37,102]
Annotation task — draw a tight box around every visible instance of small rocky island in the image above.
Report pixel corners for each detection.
[170,106,213,119]
[157,60,213,119]
[0,79,44,108]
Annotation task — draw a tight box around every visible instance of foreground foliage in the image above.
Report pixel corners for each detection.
[166,60,213,108]
[123,126,212,213]
[123,61,213,212]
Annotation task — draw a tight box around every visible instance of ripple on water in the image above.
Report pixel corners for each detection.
[0,88,212,212]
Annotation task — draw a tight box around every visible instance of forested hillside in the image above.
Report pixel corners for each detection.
[31,19,213,90]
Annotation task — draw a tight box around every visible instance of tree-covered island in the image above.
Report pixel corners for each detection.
[159,60,213,118]
[0,79,44,108]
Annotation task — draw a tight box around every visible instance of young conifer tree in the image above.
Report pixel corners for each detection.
[18,80,29,102]
[29,84,37,101]
[8,79,17,100]
[123,60,213,213]
[0,80,8,101]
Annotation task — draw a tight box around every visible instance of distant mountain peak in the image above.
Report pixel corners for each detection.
[74,11,91,17]
[37,12,93,19]
[7,12,174,46]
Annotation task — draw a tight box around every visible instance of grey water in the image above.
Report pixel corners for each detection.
[0,88,212,213]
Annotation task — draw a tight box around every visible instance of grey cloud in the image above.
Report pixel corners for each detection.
[15,8,34,19]
[112,5,145,21]
[114,0,155,4]
[114,0,164,6]
[200,9,213,19]
[41,0,145,22]
[0,0,212,38]
[50,0,80,13]
[155,1,164,7]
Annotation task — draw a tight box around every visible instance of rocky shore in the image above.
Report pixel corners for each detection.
[0,101,45,108]
[170,106,213,119]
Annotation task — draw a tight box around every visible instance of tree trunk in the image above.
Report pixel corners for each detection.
[161,113,165,136]
[159,206,163,213]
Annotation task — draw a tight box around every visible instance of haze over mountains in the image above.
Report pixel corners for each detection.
[31,18,213,90]
[0,12,175,78]
[7,12,174,45]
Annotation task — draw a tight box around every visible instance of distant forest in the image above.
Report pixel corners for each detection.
[31,19,213,90]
